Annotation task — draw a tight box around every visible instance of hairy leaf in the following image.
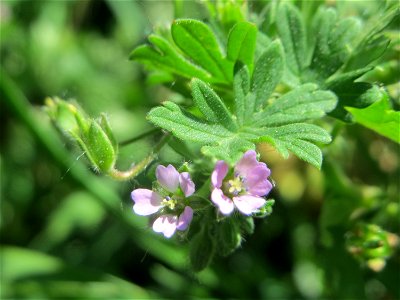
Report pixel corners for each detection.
[252,41,284,110]
[252,84,337,127]
[276,2,307,75]
[147,101,232,144]
[149,73,336,167]
[171,19,232,82]
[329,83,382,122]
[129,35,211,82]
[233,63,250,125]
[325,67,374,90]
[191,79,237,131]
[309,8,361,79]
[227,22,257,73]
[202,135,255,163]
[346,93,400,143]
[344,6,398,71]
[255,123,332,168]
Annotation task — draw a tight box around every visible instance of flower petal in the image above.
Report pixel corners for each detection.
[156,164,180,192]
[177,206,193,231]
[131,189,163,216]
[152,215,178,238]
[233,195,266,215]
[211,188,234,215]
[235,150,270,179]
[244,165,273,196]
[179,172,195,197]
[211,160,229,188]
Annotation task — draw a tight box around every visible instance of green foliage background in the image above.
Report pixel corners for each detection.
[1,0,399,299]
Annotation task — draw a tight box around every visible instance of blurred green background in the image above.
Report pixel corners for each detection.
[1,0,399,299]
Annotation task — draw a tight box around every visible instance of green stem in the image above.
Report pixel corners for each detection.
[108,154,156,181]
[108,132,171,181]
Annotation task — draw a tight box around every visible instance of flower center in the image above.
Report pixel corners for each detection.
[162,196,178,210]
[227,176,244,196]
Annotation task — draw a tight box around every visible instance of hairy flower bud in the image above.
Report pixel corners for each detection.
[45,97,117,173]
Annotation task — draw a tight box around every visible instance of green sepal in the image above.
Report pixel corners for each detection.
[45,97,84,135]
[45,98,117,173]
[99,113,118,154]
[254,199,275,218]
[83,120,116,173]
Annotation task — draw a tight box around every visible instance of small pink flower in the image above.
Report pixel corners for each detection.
[211,150,273,215]
[131,164,195,238]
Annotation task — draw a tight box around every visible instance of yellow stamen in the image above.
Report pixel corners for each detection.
[162,197,177,210]
[228,177,243,195]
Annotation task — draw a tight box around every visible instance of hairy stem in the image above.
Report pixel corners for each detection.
[108,132,170,181]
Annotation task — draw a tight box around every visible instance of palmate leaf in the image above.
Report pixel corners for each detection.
[309,8,361,80]
[233,41,285,126]
[343,5,398,72]
[253,123,332,168]
[252,83,337,127]
[149,70,337,167]
[273,2,397,123]
[202,136,255,164]
[171,19,232,81]
[252,41,285,110]
[329,82,382,122]
[233,63,251,125]
[276,3,394,86]
[147,101,233,144]
[130,34,212,82]
[345,92,400,143]
[191,79,237,131]
[276,2,307,76]
[131,19,258,86]
[227,21,257,73]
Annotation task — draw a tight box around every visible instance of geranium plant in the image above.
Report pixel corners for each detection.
[42,0,399,272]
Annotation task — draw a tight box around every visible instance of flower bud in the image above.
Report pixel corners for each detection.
[45,97,117,173]
[345,223,398,272]
[80,119,117,173]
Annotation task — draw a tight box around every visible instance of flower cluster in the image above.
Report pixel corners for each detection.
[131,150,273,238]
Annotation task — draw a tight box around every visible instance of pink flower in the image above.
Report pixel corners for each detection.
[211,150,273,215]
[131,164,195,238]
